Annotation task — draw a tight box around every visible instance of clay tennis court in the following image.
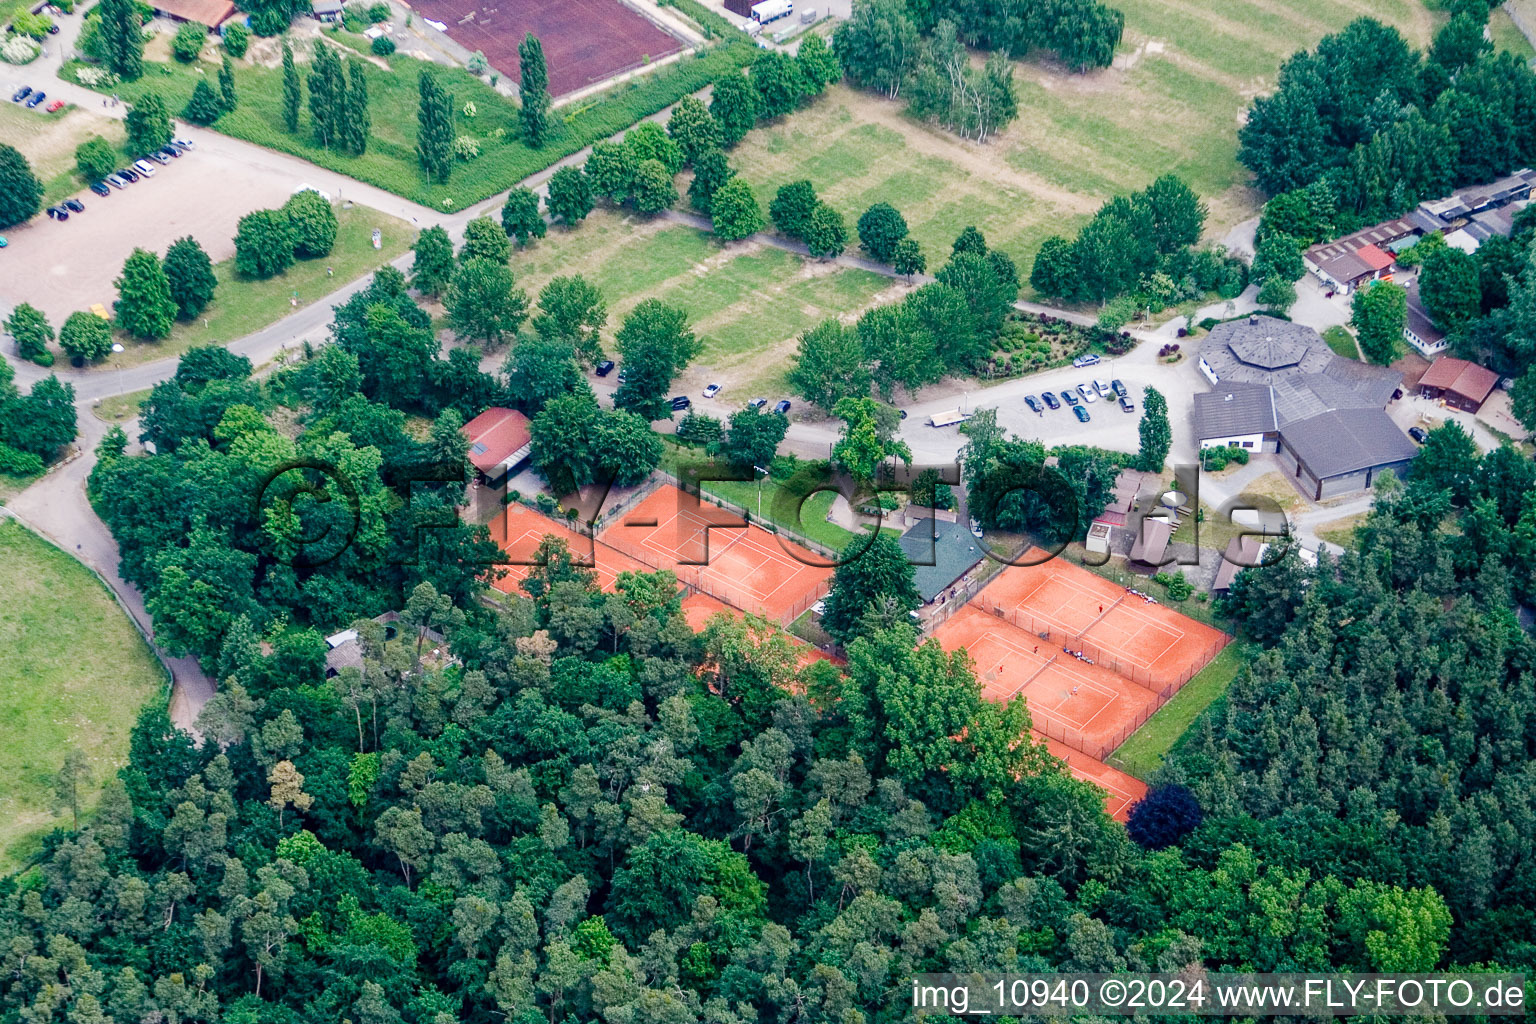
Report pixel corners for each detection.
[408,0,687,97]
[1042,738,1146,822]
[977,550,1228,691]
[935,606,1161,759]
[488,504,660,597]
[599,485,831,624]
[681,592,841,670]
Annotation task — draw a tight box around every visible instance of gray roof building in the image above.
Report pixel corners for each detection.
[1197,315,1413,498]
[1192,382,1278,439]
[898,519,986,603]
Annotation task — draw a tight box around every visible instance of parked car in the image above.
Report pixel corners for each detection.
[1073,404,1091,423]
[1061,390,1079,406]
[616,368,628,383]
[132,159,157,176]
[24,91,45,108]
[63,198,84,213]
[670,395,692,411]
[172,137,195,150]
[89,181,111,197]
[747,397,767,409]
[105,174,128,189]
[158,145,181,160]
[147,150,170,165]
[1408,426,1428,444]
[46,22,58,32]
[45,100,63,113]
[117,167,139,182]
[1072,353,1101,368]
[1041,391,1060,410]
[1093,379,1112,398]
[1077,384,1097,403]
[1119,395,1135,413]
[773,399,791,414]
[702,383,721,399]
[1023,394,1041,413]
[45,206,68,221]
[11,85,31,102]
[1111,379,1127,398]
[594,359,614,376]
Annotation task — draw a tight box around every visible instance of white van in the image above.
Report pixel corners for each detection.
[132,159,157,177]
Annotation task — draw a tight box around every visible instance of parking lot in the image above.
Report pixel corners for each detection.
[0,110,302,325]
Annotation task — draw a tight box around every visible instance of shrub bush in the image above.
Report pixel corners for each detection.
[370,35,395,56]
[222,21,249,57]
[171,22,206,62]
[367,1,390,20]
[1151,571,1194,601]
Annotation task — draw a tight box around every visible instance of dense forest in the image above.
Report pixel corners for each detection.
[6,400,1535,1019]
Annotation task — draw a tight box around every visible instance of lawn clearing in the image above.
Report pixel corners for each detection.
[728,0,1436,295]
[0,519,166,871]
[1490,4,1536,59]
[1322,325,1362,360]
[1316,511,1369,549]
[0,102,128,207]
[508,210,893,395]
[1107,640,1252,779]
[90,387,154,424]
[65,34,753,209]
[102,204,412,369]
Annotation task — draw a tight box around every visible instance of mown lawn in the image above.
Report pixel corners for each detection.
[0,519,166,871]
[727,0,1437,295]
[1107,639,1252,779]
[102,204,412,369]
[1323,325,1361,359]
[65,36,753,209]
[509,210,892,394]
[0,102,127,207]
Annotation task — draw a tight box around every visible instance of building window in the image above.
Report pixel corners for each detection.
[1242,441,1254,448]
[1228,441,1240,448]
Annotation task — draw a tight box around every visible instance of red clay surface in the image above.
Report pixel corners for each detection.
[681,592,841,670]
[935,606,1162,760]
[487,504,658,597]
[600,485,832,624]
[407,0,686,97]
[976,550,1229,691]
[1043,738,1146,822]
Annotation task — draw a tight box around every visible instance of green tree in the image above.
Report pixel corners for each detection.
[96,0,144,80]
[1257,276,1297,315]
[308,42,345,148]
[446,258,529,347]
[49,748,93,830]
[233,209,295,279]
[124,93,173,157]
[0,145,41,229]
[75,136,119,183]
[857,202,908,263]
[1430,12,1490,71]
[709,71,760,147]
[1350,280,1406,364]
[613,299,700,420]
[503,334,583,413]
[501,187,547,246]
[1029,235,1079,299]
[115,248,177,340]
[1138,385,1170,472]
[282,37,302,133]
[666,96,721,163]
[163,236,218,320]
[223,20,250,57]
[533,275,607,363]
[284,189,338,259]
[752,50,807,119]
[686,147,733,215]
[796,31,842,94]
[181,80,224,125]
[342,58,370,156]
[460,214,511,264]
[545,166,593,224]
[416,69,455,184]
[530,391,600,494]
[410,225,455,298]
[892,237,926,279]
[1509,366,1536,433]
[804,201,847,259]
[623,122,684,176]
[1419,246,1481,334]
[789,319,872,412]
[518,33,551,147]
[709,177,764,241]
[596,409,663,486]
[5,303,53,364]
[832,0,919,98]
[585,140,635,203]
[59,310,115,363]
[219,54,238,110]
[821,531,919,642]
[831,396,912,484]
[716,406,788,469]
[1251,231,1304,284]
[629,158,677,215]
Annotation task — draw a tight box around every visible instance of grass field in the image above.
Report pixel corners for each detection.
[1316,511,1369,549]
[0,519,165,870]
[1108,640,1251,779]
[1323,325,1362,359]
[1490,4,1536,59]
[65,33,752,209]
[100,205,412,369]
[728,0,1439,296]
[90,387,153,424]
[0,103,128,208]
[509,209,894,394]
